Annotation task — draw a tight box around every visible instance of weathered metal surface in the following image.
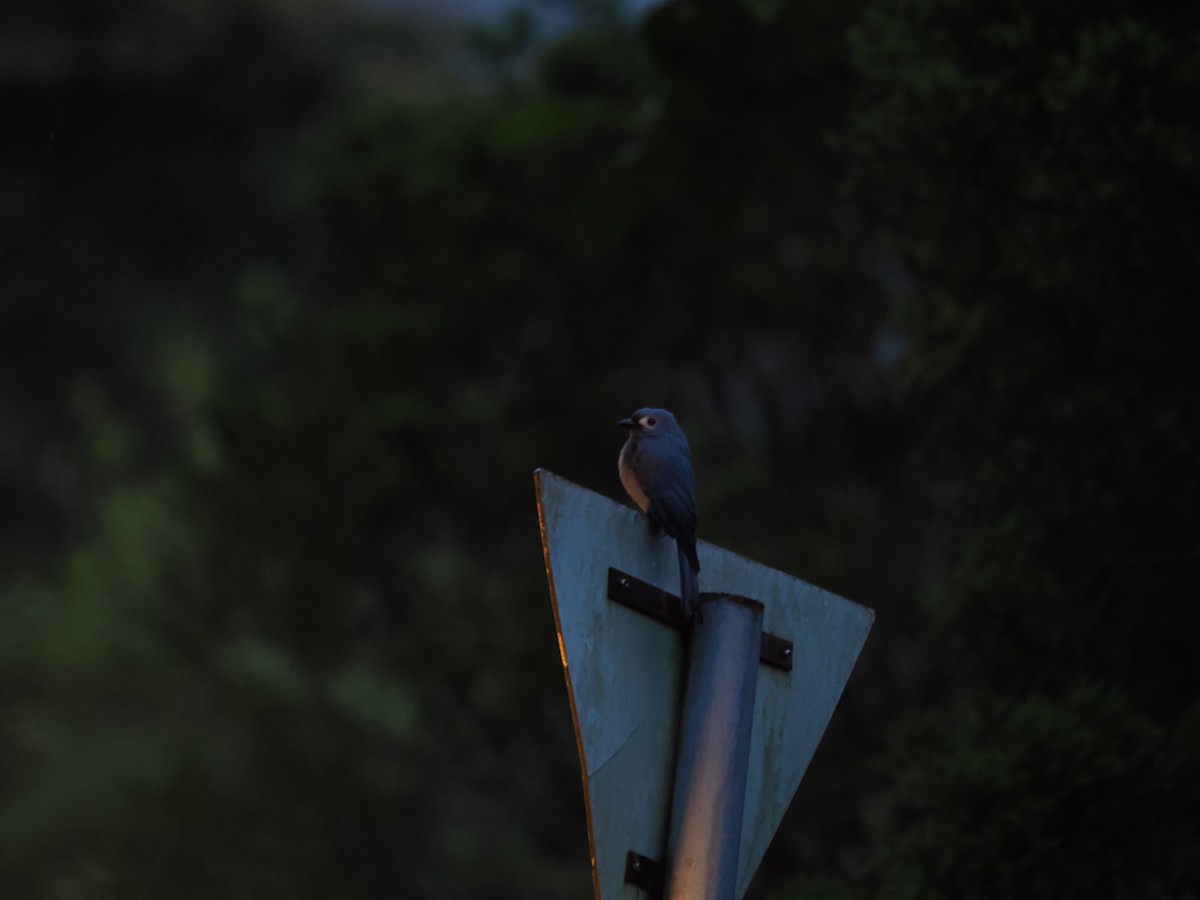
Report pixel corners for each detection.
[624,851,665,896]
[607,567,681,627]
[535,469,874,900]
[758,630,794,673]
[537,469,685,900]
[607,568,794,672]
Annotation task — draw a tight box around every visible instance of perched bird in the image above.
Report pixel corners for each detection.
[617,407,701,622]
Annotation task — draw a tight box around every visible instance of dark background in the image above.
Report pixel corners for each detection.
[2,0,1198,897]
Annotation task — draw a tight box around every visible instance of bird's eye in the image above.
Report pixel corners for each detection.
[646,417,657,427]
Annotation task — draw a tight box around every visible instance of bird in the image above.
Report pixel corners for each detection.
[617,407,701,622]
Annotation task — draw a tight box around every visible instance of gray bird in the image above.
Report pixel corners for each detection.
[617,408,701,622]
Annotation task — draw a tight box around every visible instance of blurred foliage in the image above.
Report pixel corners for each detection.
[1,0,1198,897]
[835,0,1200,897]
[874,686,1200,900]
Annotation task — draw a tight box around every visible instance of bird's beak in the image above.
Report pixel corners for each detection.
[617,417,636,428]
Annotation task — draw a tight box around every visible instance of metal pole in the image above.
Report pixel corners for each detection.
[665,594,763,900]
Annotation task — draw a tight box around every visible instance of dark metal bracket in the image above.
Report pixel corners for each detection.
[607,568,794,672]
[624,850,664,896]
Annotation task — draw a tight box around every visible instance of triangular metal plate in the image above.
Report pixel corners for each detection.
[535,469,874,899]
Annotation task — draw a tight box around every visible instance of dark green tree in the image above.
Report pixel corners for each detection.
[826,1,1200,896]
[1,0,927,897]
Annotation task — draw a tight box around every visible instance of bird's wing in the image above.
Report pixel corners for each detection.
[641,443,698,562]
[647,483,696,538]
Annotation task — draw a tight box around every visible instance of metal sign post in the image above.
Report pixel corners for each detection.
[535,469,874,900]
[667,594,763,900]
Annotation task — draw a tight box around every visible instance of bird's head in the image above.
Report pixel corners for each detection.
[617,408,679,436]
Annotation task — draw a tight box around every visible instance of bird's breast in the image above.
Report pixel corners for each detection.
[618,441,651,513]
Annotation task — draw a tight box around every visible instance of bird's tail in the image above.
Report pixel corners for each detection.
[678,544,700,623]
